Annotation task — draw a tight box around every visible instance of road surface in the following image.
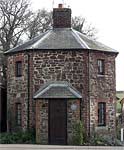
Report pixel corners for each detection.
[0,145,124,150]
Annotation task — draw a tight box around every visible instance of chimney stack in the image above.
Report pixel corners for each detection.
[53,4,71,28]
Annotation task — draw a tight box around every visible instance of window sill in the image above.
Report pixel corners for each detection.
[14,76,24,81]
[97,74,105,78]
[95,126,108,131]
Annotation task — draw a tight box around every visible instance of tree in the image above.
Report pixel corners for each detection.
[72,16,97,39]
[27,11,97,40]
[0,0,32,51]
[0,0,97,51]
[26,9,52,39]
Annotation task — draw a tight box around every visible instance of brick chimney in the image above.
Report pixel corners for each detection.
[53,4,71,28]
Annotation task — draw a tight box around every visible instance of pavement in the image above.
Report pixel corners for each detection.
[0,145,124,150]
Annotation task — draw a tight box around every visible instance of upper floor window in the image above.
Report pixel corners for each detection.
[15,61,22,77]
[98,102,106,126]
[97,59,104,75]
[16,103,21,126]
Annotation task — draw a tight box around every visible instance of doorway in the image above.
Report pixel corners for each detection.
[49,99,67,145]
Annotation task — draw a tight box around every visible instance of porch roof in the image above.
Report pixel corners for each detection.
[33,81,82,99]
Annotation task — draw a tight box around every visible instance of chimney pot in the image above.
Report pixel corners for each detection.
[58,4,63,8]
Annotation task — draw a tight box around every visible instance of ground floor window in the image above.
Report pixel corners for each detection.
[16,103,21,126]
[15,61,22,77]
[98,102,106,126]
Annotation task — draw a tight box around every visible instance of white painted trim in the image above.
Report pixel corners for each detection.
[121,128,124,142]
[34,85,52,98]
[68,87,82,98]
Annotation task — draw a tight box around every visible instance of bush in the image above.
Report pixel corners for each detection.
[0,130,35,144]
[90,135,123,146]
[116,123,122,140]
[90,135,108,146]
[72,120,85,145]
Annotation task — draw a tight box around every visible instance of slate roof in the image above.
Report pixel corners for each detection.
[5,28,117,54]
[34,81,82,99]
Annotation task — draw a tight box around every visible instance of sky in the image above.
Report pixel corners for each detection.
[31,0,124,91]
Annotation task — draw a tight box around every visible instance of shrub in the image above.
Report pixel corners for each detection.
[90,135,108,146]
[72,120,85,145]
[0,130,35,144]
[116,124,122,140]
[90,135,123,146]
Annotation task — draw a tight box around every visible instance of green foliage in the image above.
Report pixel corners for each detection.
[116,91,124,113]
[116,124,122,140]
[90,134,123,146]
[117,101,122,113]
[0,130,35,144]
[72,120,85,145]
[90,135,108,146]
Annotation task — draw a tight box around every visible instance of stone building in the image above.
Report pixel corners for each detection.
[0,51,7,132]
[5,4,118,144]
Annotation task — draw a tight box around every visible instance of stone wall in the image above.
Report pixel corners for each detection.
[67,99,80,144]
[36,99,80,144]
[36,100,48,144]
[32,50,89,134]
[89,51,117,137]
[7,53,28,131]
[7,49,117,140]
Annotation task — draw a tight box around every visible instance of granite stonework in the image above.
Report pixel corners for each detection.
[7,49,117,143]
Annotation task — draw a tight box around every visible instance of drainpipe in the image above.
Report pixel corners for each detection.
[27,53,30,130]
[88,50,91,140]
[80,99,81,121]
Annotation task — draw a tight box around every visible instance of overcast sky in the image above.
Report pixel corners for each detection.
[31,0,124,91]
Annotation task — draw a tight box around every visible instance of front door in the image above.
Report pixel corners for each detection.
[49,100,67,145]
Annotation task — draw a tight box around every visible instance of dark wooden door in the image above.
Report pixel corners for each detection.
[49,100,67,145]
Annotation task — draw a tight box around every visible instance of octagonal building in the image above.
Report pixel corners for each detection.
[5,4,118,144]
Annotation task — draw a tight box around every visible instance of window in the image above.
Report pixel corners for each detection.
[97,59,104,75]
[98,102,106,126]
[16,103,21,126]
[15,61,22,77]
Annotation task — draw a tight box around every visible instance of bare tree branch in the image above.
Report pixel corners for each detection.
[72,16,98,40]
[0,0,32,51]
[0,1,98,51]
[26,9,52,39]
[26,10,97,40]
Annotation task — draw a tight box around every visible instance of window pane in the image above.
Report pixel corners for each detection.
[98,102,106,126]
[16,103,21,126]
[98,60,104,75]
[16,61,22,77]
